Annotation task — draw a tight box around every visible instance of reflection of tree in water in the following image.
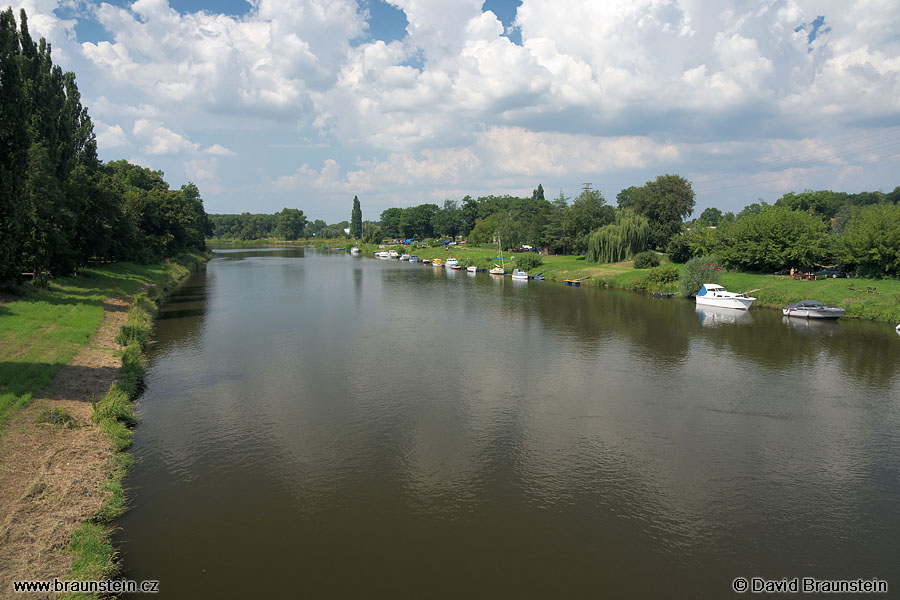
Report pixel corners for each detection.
[491,285,695,366]
[377,261,899,388]
[695,309,899,388]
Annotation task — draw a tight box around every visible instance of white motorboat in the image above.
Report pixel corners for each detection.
[782,300,845,319]
[350,247,360,255]
[694,283,755,310]
[446,258,462,270]
[388,250,400,259]
[400,253,410,261]
[511,269,529,280]
[376,251,390,259]
[466,265,477,273]
[409,255,419,262]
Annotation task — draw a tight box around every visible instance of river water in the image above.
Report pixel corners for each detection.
[116,248,900,598]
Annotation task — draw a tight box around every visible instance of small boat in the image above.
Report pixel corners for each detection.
[446,258,461,269]
[694,283,755,310]
[409,255,419,262]
[400,253,410,261]
[432,258,443,267]
[376,251,390,259]
[489,237,506,275]
[466,265,477,273]
[564,276,590,286]
[421,259,431,264]
[388,250,400,259]
[350,247,361,255]
[782,300,845,319]
[511,269,529,280]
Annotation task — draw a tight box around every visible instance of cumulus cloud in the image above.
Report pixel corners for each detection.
[94,122,129,149]
[13,0,900,217]
[133,119,200,154]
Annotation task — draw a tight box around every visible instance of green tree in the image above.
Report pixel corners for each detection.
[468,214,501,245]
[405,204,438,238]
[568,188,614,253]
[628,175,696,249]
[775,190,842,219]
[0,8,27,279]
[839,203,900,277]
[586,210,650,263]
[695,207,723,227]
[380,207,405,239]
[275,207,307,240]
[717,205,833,272]
[350,195,362,239]
[460,195,478,237]
[432,199,461,238]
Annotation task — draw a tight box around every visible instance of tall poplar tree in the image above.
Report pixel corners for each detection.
[350,195,362,239]
[0,8,27,279]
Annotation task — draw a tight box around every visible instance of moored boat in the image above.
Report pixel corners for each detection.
[400,253,410,261]
[466,265,477,273]
[511,269,529,280]
[376,251,390,259]
[388,250,400,259]
[432,258,443,267]
[350,247,360,255]
[409,255,419,262]
[694,283,755,310]
[782,300,845,319]
[446,258,460,269]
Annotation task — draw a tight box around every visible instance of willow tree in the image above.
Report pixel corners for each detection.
[586,210,650,263]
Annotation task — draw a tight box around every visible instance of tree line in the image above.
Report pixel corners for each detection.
[669,188,900,277]
[208,172,899,279]
[0,9,211,282]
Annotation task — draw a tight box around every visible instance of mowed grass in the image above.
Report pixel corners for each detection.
[0,262,167,433]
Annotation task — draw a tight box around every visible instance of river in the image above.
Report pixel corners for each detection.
[116,248,900,598]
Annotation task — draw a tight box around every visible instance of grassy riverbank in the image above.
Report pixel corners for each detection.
[0,251,209,595]
[207,238,900,323]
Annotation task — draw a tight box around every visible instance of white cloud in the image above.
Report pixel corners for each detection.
[13,0,900,218]
[204,144,235,156]
[184,157,218,180]
[94,122,129,149]
[133,119,200,155]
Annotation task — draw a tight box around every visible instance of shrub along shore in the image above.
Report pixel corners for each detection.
[222,238,900,324]
[0,251,208,594]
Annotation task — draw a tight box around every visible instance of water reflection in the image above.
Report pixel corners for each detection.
[117,250,900,599]
[696,304,755,326]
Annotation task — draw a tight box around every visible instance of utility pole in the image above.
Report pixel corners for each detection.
[582,183,592,198]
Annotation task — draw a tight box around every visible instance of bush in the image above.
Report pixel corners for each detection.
[666,234,693,263]
[514,254,543,272]
[646,264,679,285]
[633,251,660,269]
[679,255,723,297]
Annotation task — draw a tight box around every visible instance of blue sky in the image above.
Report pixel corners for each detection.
[16,0,900,222]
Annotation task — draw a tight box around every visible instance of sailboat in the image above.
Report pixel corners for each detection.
[489,237,505,275]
